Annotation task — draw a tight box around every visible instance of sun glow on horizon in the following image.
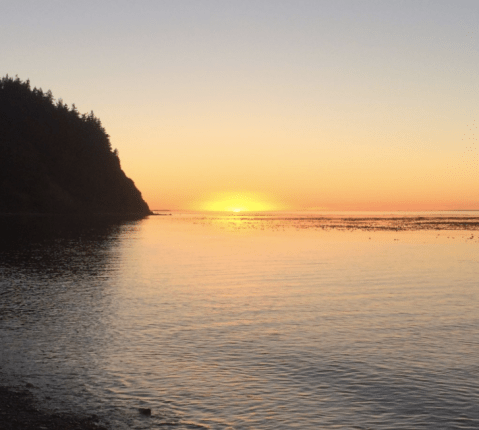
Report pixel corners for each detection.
[191,192,283,212]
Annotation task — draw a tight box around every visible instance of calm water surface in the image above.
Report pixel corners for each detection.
[1,212,478,429]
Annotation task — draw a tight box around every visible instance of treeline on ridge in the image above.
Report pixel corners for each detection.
[0,75,151,215]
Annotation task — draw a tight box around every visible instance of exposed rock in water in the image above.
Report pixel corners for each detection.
[138,407,151,416]
[0,75,152,217]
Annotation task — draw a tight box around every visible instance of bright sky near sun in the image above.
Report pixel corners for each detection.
[2,1,478,211]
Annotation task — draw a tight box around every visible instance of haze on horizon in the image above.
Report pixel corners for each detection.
[2,1,478,212]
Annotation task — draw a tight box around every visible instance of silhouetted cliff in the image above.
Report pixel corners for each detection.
[0,76,151,216]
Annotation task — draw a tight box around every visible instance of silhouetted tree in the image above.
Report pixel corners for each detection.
[0,75,151,216]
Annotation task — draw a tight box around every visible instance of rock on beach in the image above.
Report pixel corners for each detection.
[0,385,109,430]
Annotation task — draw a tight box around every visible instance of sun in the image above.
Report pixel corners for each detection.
[193,192,281,212]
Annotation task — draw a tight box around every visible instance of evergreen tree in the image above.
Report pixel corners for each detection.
[0,75,151,216]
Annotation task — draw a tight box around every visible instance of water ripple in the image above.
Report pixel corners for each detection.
[1,214,479,429]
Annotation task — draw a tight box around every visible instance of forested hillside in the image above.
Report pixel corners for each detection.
[0,76,151,216]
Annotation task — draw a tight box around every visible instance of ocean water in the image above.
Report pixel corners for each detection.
[0,212,478,429]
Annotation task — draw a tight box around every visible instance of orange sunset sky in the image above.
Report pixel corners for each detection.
[2,1,479,211]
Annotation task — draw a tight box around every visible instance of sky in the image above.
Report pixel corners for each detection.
[2,0,478,211]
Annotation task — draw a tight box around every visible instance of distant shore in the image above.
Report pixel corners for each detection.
[0,211,178,218]
[0,383,109,430]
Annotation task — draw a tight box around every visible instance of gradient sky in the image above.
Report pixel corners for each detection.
[2,1,478,211]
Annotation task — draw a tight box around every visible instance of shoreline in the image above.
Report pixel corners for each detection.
[0,384,109,430]
[0,211,153,218]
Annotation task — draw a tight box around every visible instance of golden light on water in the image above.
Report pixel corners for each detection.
[192,192,282,212]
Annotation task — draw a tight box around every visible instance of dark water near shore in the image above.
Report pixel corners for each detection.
[1,212,479,429]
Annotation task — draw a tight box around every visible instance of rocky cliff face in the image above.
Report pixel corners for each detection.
[0,76,151,216]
